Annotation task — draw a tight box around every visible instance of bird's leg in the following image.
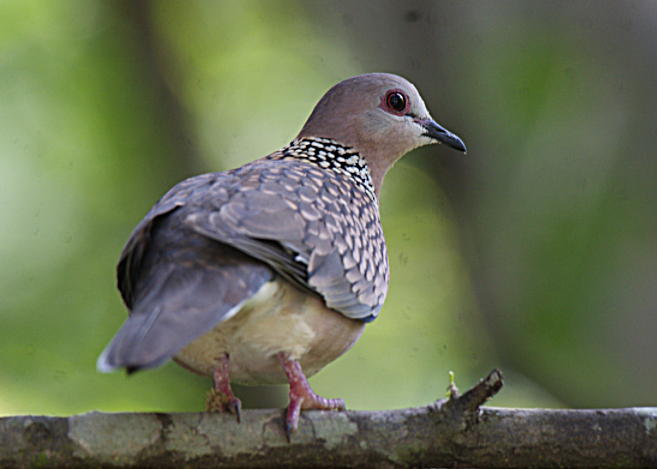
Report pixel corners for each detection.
[277,352,345,439]
[205,353,241,422]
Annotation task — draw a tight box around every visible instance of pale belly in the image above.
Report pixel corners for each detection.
[173,279,366,385]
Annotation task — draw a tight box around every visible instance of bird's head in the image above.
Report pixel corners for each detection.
[297,73,466,196]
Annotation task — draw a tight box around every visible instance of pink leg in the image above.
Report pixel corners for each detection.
[205,354,241,422]
[277,352,345,439]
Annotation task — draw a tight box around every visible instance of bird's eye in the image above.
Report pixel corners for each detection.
[382,90,408,116]
[385,91,407,114]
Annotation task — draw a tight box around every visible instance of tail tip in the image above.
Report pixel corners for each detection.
[96,348,119,373]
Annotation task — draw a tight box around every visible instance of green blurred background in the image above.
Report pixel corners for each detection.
[1,1,655,416]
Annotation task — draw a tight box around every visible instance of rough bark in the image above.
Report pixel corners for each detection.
[1,370,656,468]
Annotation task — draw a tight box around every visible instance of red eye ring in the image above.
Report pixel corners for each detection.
[383,90,409,115]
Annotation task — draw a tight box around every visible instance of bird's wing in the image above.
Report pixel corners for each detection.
[184,159,389,321]
[101,172,274,371]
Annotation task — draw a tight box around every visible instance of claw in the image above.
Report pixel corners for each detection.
[228,396,242,423]
[285,418,293,443]
[278,353,346,440]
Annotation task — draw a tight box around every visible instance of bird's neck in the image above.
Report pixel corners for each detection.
[268,137,379,202]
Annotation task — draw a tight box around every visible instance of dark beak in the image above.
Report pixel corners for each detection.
[419,119,466,153]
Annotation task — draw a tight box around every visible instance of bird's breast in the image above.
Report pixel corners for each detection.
[173,278,366,385]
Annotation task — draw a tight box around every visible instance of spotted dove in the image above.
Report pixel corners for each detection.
[97,73,466,437]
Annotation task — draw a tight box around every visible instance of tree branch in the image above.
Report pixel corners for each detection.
[1,370,655,468]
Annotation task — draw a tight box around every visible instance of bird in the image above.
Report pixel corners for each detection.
[97,73,466,438]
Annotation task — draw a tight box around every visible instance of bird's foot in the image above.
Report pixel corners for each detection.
[285,390,345,440]
[278,353,345,440]
[205,388,242,421]
[205,354,241,422]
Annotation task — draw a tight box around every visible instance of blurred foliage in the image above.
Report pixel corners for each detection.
[1,0,655,417]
